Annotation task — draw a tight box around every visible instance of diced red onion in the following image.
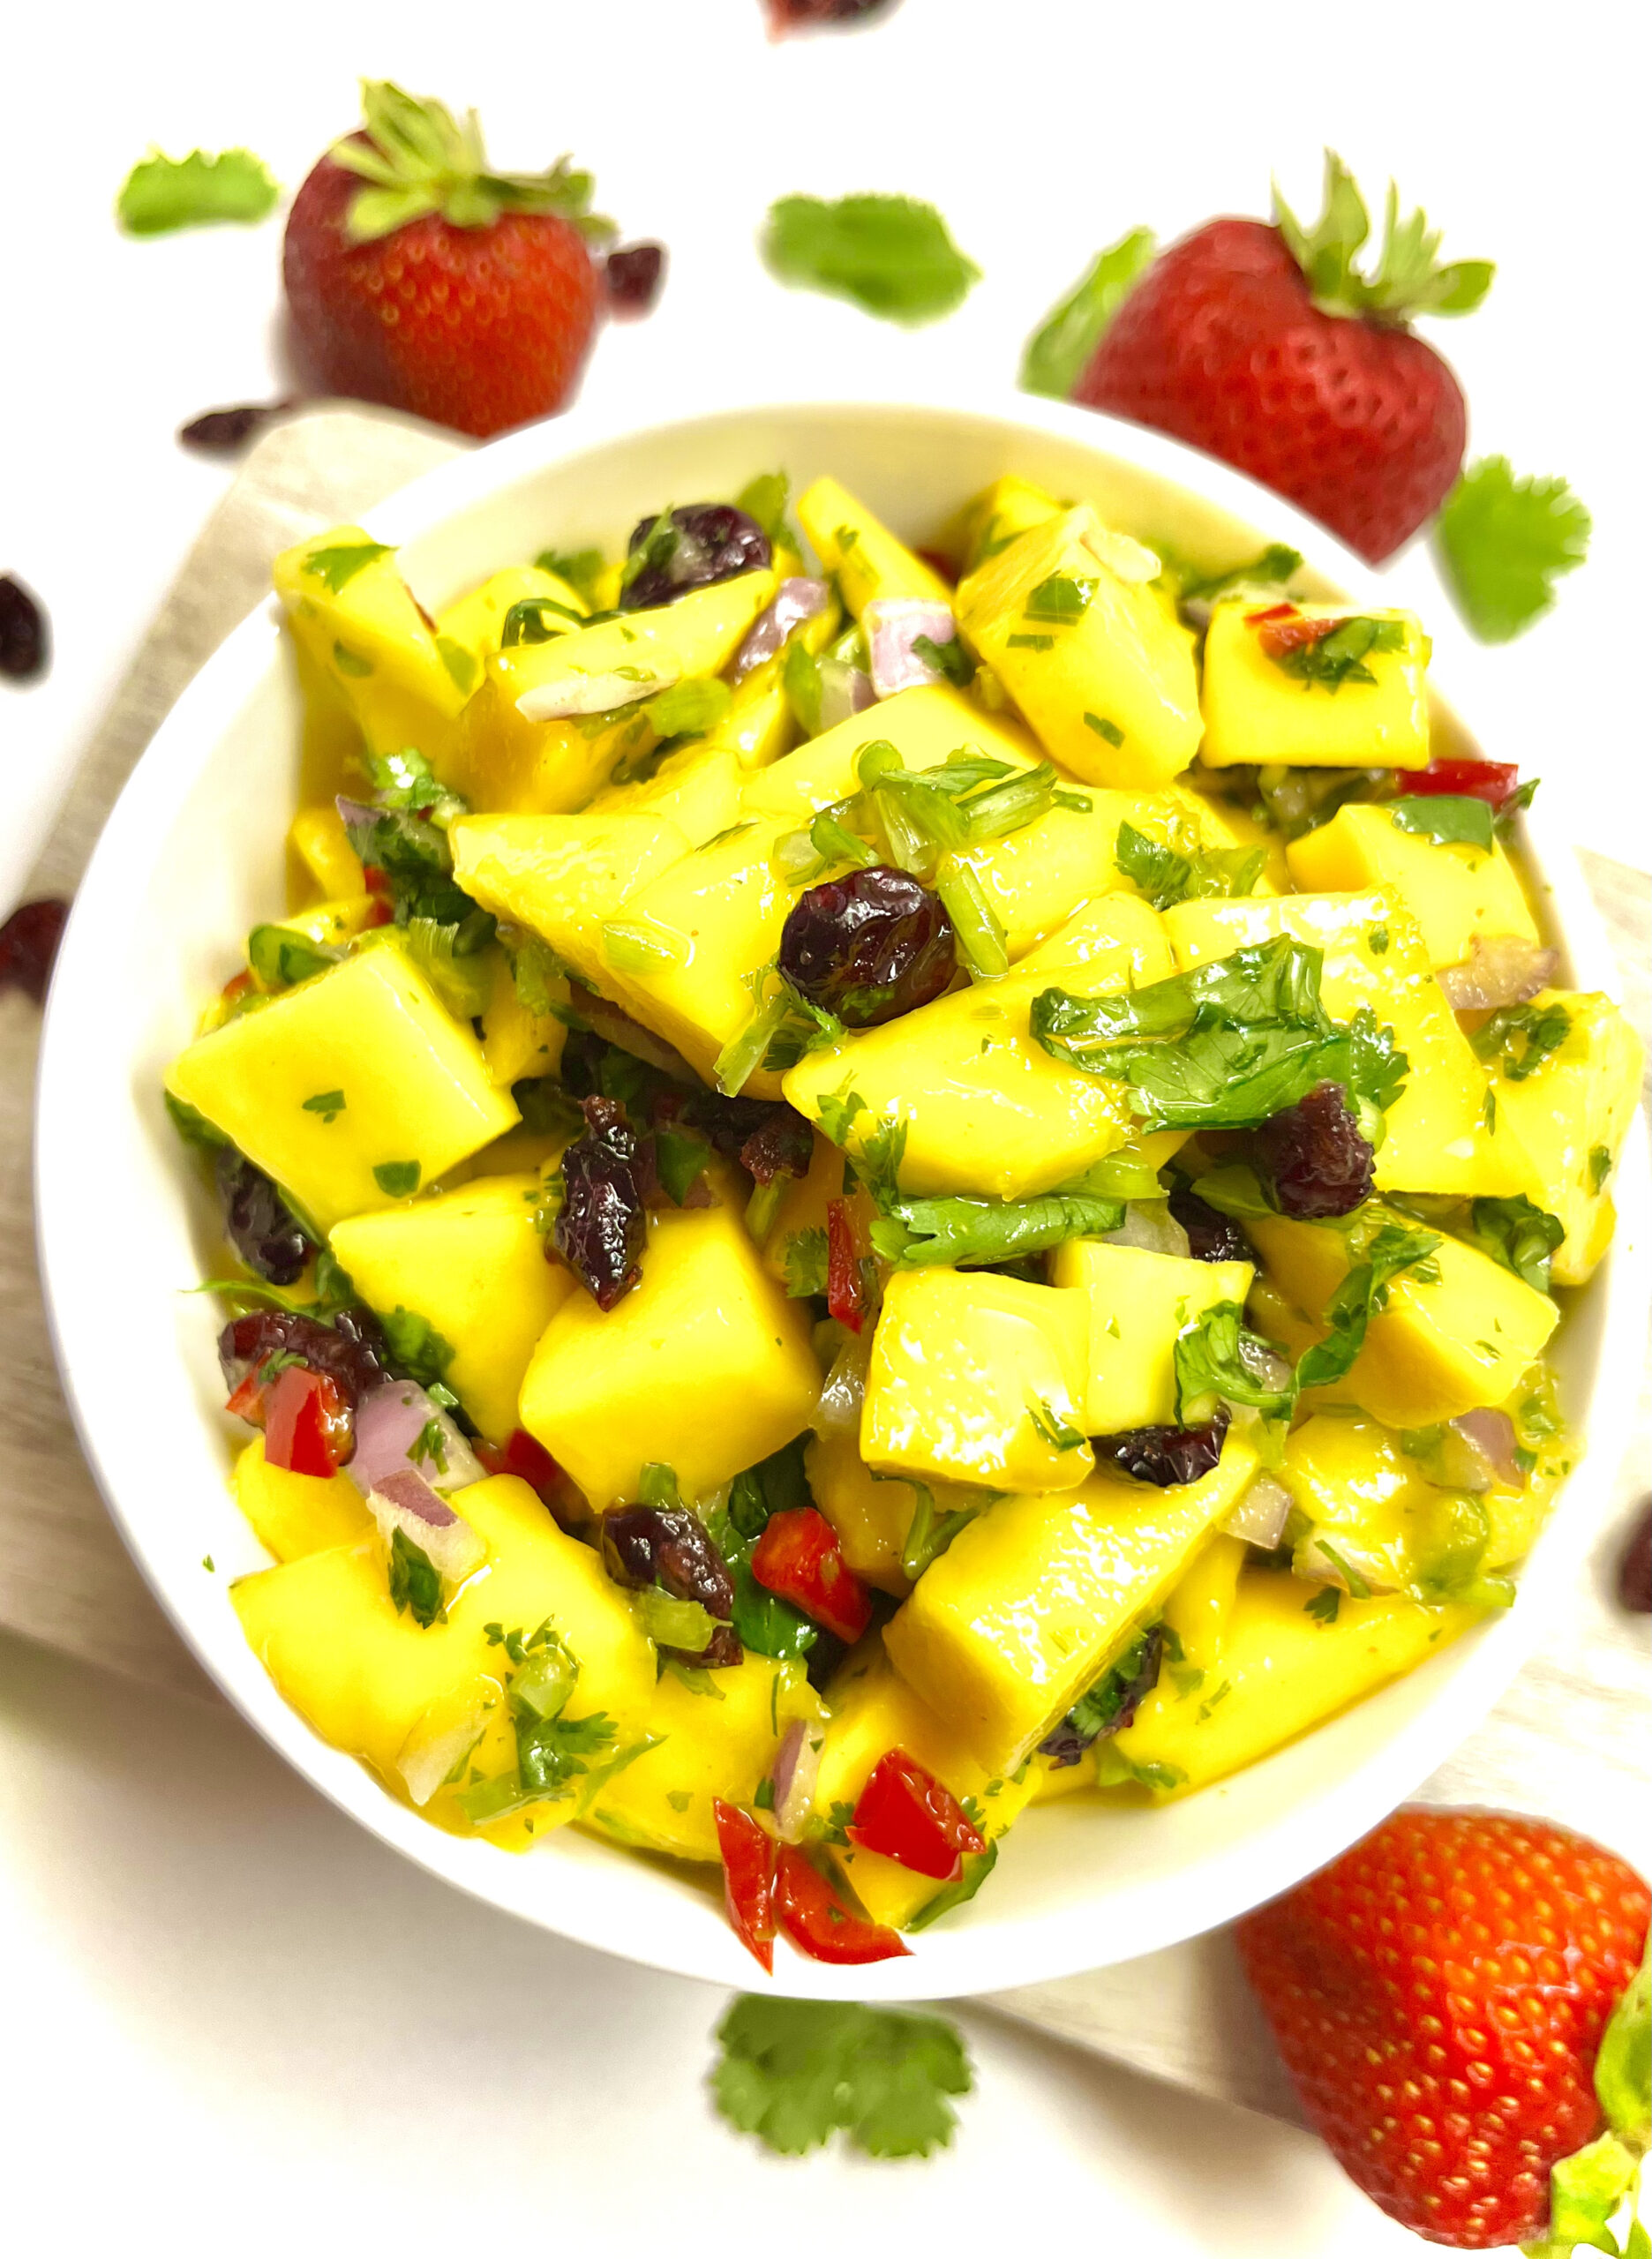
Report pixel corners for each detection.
[732,577,830,680]
[335,796,378,832]
[1450,1407,1524,1490]
[350,1381,484,1497]
[816,657,875,731]
[770,1716,823,1844]
[1220,1473,1294,1550]
[1238,1337,1295,1395]
[1438,934,1558,1012]
[515,666,672,721]
[813,1333,869,1437]
[367,1467,486,1582]
[1075,511,1160,584]
[1298,1531,1393,1595]
[397,1699,489,1807]
[864,599,957,700]
[577,993,701,1082]
[1102,1203,1192,1259]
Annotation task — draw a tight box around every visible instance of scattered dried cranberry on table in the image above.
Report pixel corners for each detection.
[604,242,665,315]
[0,576,49,680]
[0,898,69,1002]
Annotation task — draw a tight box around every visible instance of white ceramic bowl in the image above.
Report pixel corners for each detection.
[37,395,1648,2001]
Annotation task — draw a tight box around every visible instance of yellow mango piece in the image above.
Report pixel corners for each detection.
[785,893,1178,1200]
[805,1430,979,1596]
[329,1174,574,1443]
[861,1268,1094,1494]
[289,804,364,901]
[1049,1240,1254,1430]
[796,476,951,616]
[232,1437,370,1562]
[436,565,587,668]
[448,811,687,994]
[703,659,796,770]
[167,948,518,1233]
[1286,804,1538,971]
[446,661,656,814]
[231,1474,657,1815]
[813,1645,1038,1928]
[582,1655,823,1863]
[601,814,799,1096]
[884,1438,1259,1773]
[742,682,1038,822]
[1115,1570,1482,1795]
[259,894,384,959]
[760,1130,843,1287]
[501,570,771,719]
[1247,1201,1559,1428]
[479,950,567,1088]
[1198,601,1430,769]
[954,474,1065,574]
[1160,1533,1247,1676]
[589,741,743,847]
[1485,990,1645,1287]
[1162,890,1524,1199]
[956,507,1202,788]
[519,1200,822,1509]
[273,525,472,769]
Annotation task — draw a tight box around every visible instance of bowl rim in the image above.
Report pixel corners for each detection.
[34,387,1650,2001]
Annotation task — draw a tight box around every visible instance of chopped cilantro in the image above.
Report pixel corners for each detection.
[534,548,604,607]
[653,1125,711,1208]
[1303,1586,1341,1625]
[762,193,980,324]
[387,1527,445,1628]
[1175,1300,1296,1422]
[1025,572,1097,625]
[409,1417,450,1475]
[1388,796,1495,851]
[1313,1540,1373,1601]
[116,146,279,236]
[1472,1000,1572,1083]
[1019,227,1158,399]
[1004,632,1054,651]
[500,595,584,646]
[516,1708,616,1802]
[301,1089,346,1123]
[1436,456,1590,642]
[781,1226,830,1298]
[712,1997,972,2158]
[643,676,733,740]
[1468,1195,1565,1294]
[375,1305,455,1391]
[300,540,394,595]
[1114,819,1264,911]
[372,1160,422,1198]
[247,924,340,988]
[332,641,373,679]
[1295,1223,1442,1393]
[905,1839,1001,1931]
[164,1092,229,1150]
[1084,711,1125,747]
[201,1555,215,1572]
[734,471,794,548]
[1588,1145,1614,1195]
[910,632,973,687]
[1176,545,1303,608]
[870,1187,1123,1270]
[1026,1396,1085,1452]
[1263,614,1406,691]
[705,1440,818,1661]
[1369,925,1391,955]
[900,1483,987,1581]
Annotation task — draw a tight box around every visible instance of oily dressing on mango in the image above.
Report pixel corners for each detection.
[167,467,1639,1966]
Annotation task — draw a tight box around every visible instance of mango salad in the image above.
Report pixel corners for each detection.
[165,470,1642,1970]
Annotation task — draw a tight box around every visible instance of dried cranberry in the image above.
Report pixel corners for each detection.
[178,399,293,452]
[778,865,957,1027]
[739,1106,815,1184]
[600,1503,742,1666]
[555,1096,647,1310]
[0,898,69,1002]
[765,0,901,26]
[217,1307,387,1408]
[1168,1184,1252,1265]
[604,243,665,315]
[680,1090,785,1156]
[621,504,771,612]
[1039,1625,1165,1767]
[1618,1501,1652,1613]
[1094,1406,1231,1488]
[215,1148,310,1285]
[0,575,48,680]
[1251,1081,1374,1220]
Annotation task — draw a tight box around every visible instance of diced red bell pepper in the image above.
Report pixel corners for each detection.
[772,1843,909,1965]
[220,968,256,1010]
[363,862,392,899]
[847,1748,987,1882]
[1243,601,1297,627]
[1256,612,1338,658]
[1403,757,1522,810]
[713,1797,777,1973]
[364,895,395,928]
[750,1506,874,1644]
[224,1370,267,1426]
[825,1197,867,1333]
[475,1428,561,1496]
[262,1365,352,1478]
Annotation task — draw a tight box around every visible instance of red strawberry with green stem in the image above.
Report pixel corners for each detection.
[1236,1808,1650,2250]
[283,82,616,439]
[1028,154,1492,565]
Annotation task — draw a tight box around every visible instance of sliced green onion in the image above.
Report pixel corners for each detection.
[936,859,1009,978]
[714,990,792,1095]
[635,1589,721,1654]
[601,917,690,974]
[811,811,879,871]
[747,1175,787,1243]
[639,1463,682,1509]
[512,1647,577,1722]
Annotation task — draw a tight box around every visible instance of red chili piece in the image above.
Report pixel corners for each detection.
[363,863,393,899]
[713,1797,777,1972]
[750,1506,874,1644]
[1257,612,1339,658]
[825,1197,866,1332]
[772,1843,909,1965]
[847,1748,987,1881]
[262,1366,352,1477]
[1403,757,1522,809]
[1243,602,1297,626]
[476,1428,560,1495]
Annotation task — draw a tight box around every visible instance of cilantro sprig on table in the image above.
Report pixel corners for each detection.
[1436,456,1591,642]
[712,1997,972,2159]
[116,147,280,236]
[762,193,980,324]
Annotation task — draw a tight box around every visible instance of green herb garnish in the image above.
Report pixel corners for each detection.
[1019,227,1158,399]
[712,1998,972,2158]
[117,146,279,236]
[762,193,980,324]
[1436,456,1590,643]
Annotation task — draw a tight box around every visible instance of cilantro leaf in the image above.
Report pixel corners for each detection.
[1175,1302,1297,1422]
[712,1998,972,2159]
[869,1189,1123,1269]
[781,1226,830,1298]
[905,1840,1000,1931]
[1114,819,1265,910]
[375,1304,455,1390]
[1472,1000,1572,1083]
[387,1528,444,1627]
[372,1160,422,1198]
[302,540,393,595]
[734,471,796,550]
[1388,795,1495,851]
[1295,1223,1442,1392]
[1304,1587,1340,1625]
[117,147,280,236]
[516,1707,616,1800]
[1436,457,1591,643]
[705,1443,818,1661]
[1468,1194,1564,1294]
[165,1092,229,1151]
[900,1483,987,1581]
[1263,615,1406,691]
[1020,228,1158,400]
[762,193,980,325]
[534,548,604,607]
[1176,544,1303,608]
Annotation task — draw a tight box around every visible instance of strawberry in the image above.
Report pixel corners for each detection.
[1236,1809,1650,2249]
[283,83,612,440]
[1071,154,1493,563]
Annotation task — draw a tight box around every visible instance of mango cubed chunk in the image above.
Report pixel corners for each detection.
[166,947,518,1233]
[436,564,588,667]
[860,1268,1094,1494]
[953,474,1065,574]
[1159,1533,1248,1677]
[956,506,1202,788]
[479,950,567,1089]
[741,683,1037,823]
[519,1202,822,1509]
[883,1438,1259,1774]
[760,1130,843,1288]
[1286,804,1539,972]
[582,1655,823,1863]
[289,804,364,901]
[231,1474,657,1811]
[813,1645,1039,1928]
[784,893,1177,1200]
[1246,1200,1558,1428]
[796,476,951,616]
[703,660,795,770]
[1198,601,1430,769]
[329,1174,574,1443]
[232,1437,371,1563]
[1160,890,1525,1199]
[1114,1570,1483,1795]
[589,742,743,847]
[805,1431,956,1595]
[448,811,687,995]
[1484,990,1645,1287]
[1049,1240,1254,1431]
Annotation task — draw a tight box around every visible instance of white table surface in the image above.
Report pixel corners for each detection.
[0,4,1641,2247]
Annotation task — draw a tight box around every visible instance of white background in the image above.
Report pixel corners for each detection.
[0,3,1642,2250]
